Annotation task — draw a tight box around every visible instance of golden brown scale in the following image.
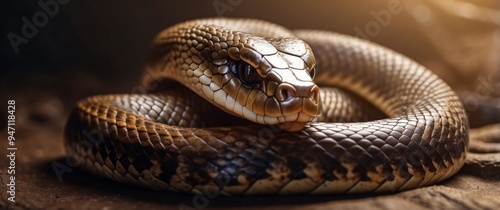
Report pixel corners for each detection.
[65,18,469,195]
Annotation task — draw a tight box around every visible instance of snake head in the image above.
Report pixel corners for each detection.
[146,21,322,132]
[214,35,322,131]
[243,36,322,131]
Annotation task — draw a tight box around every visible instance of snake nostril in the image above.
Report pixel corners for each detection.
[310,85,320,103]
[276,84,320,102]
[277,84,296,102]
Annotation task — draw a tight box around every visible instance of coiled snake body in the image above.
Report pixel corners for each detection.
[65,18,469,195]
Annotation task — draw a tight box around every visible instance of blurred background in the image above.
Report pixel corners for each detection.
[1,0,499,130]
[1,1,499,208]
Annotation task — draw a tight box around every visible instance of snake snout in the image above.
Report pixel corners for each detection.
[276,83,320,103]
[274,82,321,132]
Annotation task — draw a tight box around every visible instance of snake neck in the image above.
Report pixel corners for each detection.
[142,18,322,131]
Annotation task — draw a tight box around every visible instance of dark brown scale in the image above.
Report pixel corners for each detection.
[65,18,469,195]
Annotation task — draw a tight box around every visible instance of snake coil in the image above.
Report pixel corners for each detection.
[65,18,469,195]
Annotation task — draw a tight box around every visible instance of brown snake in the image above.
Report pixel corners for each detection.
[64,18,469,195]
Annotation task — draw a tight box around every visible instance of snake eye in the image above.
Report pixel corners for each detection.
[309,67,316,80]
[231,61,262,86]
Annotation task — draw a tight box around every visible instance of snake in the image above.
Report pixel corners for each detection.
[64,18,469,195]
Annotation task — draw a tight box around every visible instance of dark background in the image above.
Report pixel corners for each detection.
[1,1,500,209]
[3,0,498,97]
[2,0,499,130]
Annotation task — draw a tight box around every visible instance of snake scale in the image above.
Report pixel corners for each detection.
[64,18,469,195]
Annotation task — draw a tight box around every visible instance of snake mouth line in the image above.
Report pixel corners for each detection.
[252,108,314,132]
[215,87,317,129]
[228,94,316,131]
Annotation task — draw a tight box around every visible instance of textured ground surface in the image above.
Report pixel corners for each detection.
[2,1,499,209]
